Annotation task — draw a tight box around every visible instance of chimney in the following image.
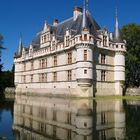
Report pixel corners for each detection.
[53,19,59,26]
[73,6,82,21]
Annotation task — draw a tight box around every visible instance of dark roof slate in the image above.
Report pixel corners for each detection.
[31,11,100,48]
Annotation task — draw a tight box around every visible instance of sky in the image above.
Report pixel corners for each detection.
[0,0,140,70]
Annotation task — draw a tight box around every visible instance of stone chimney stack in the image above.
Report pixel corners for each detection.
[53,19,59,26]
[73,6,82,21]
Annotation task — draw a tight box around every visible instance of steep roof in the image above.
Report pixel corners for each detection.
[31,11,101,46]
[54,11,100,38]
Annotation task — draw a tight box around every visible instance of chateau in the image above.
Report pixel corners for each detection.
[14,0,126,97]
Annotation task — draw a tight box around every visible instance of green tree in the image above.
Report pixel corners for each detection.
[121,24,140,88]
[0,34,4,95]
[0,34,4,72]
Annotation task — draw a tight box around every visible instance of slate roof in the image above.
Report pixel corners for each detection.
[31,11,101,47]
[54,11,100,38]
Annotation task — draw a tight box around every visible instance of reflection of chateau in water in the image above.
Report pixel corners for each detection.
[13,95,125,140]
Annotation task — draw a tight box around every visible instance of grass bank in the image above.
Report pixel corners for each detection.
[70,95,140,100]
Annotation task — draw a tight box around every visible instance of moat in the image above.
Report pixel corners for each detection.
[0,95,140,140]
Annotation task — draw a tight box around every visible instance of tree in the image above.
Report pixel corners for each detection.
[0,34,4,72]
[121,24,140,87]
[0,34,4,94]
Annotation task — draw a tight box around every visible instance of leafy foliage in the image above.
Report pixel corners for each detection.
[121,24,140,87]
[0,34,4,94]
[0,34,4,72]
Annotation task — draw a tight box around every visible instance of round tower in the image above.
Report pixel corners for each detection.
[114,9,126,95]
[114,44,125,95]
[75,29,94,96]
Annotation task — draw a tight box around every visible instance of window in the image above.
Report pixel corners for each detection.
[84,34,87,41]
[45,58,47,68]
[23,63,26,71]
[68,52,72,64]
[84,50,87,61]
[52,41,56,51]
[84,122,87,127]
[41,36,43,44]
[80,35,82,41]
[54,55,57,66]
[39,60,41,68]
[45,73,47,82]
[31,61,34,70]
[40,58,47,69]
[103,36,107,46]
[66,36,69,46]
[47,34,49,41]
[84,69,87,74]
[31,74,33,83]
[23,75,26,83]
[39,73,47,82]
[42,59,45,68]
[101,70,106,81]
[53,72,57,81]
[101,54,106,64]
[44,35,46,43]
[67,70,72,81]
[42,73,45,82]
[89,36,92,41]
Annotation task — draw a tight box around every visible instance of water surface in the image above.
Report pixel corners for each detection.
[0,96,140,140]
[0,101,14,140]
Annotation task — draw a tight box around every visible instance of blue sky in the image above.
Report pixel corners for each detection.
[0,0,139,70]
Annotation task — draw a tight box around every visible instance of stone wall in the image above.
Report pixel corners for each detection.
[126,88,140,96]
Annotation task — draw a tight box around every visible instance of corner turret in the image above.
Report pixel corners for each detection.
[82,0,89,30]
[114,8,123,43]
[18,35,23,56]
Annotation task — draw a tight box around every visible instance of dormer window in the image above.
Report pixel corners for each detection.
[68,52,72,64]
[44,35,46,43]
[47,34,49,41]
[52,41,55,46]
[84,34,87,41]
[54,55,57,66]
[80,35,82,41]
[66,36,69,46]
[103,36,107,46]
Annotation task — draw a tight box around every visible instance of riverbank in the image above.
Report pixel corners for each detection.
[3,87,140,101]
[126,88,140,96]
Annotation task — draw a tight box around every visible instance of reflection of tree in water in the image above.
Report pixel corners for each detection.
[124,101,140,140]
[0,101,14,122]
[0,109,2,122]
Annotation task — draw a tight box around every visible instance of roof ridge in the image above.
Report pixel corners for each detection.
[55,17,73,26]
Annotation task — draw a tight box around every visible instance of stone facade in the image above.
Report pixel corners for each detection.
[14,1,126,97]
